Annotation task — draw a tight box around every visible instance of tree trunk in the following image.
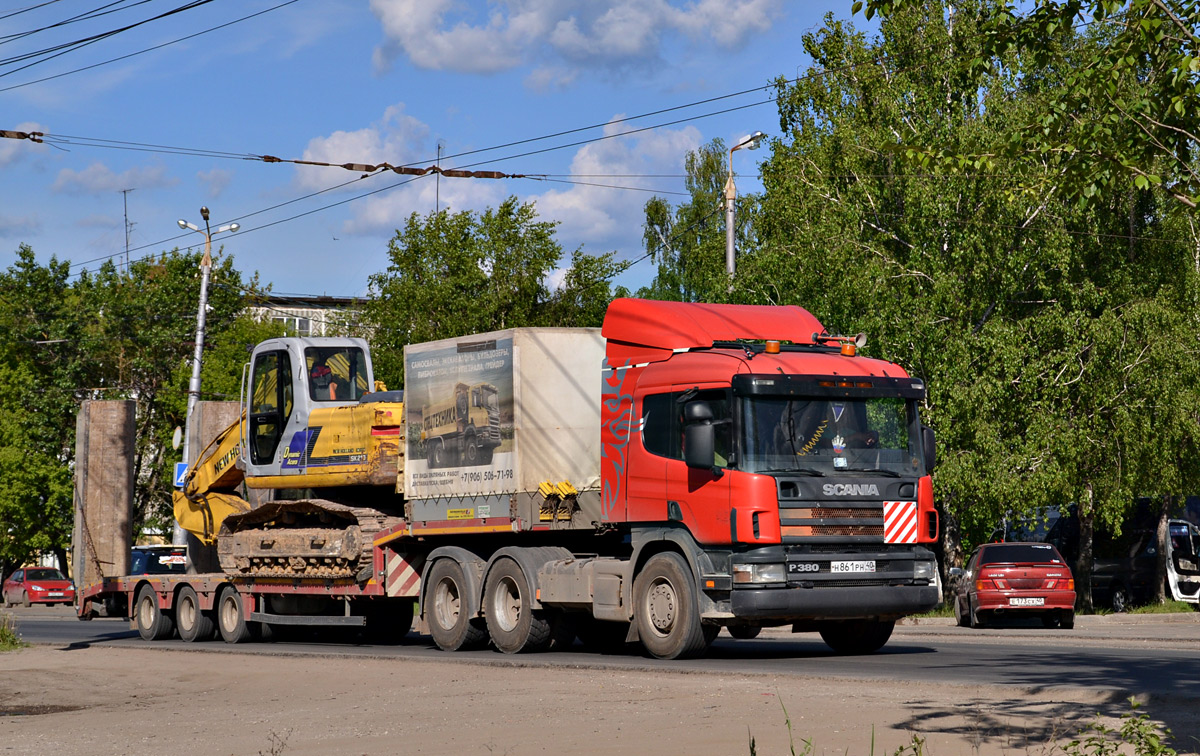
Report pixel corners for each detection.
[939,499,963,603]
[1076,484,1096,613]
[53,546,70,578]
[1154,494,1173,604]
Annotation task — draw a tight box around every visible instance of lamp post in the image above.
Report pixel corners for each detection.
[724,130,766,278]
[174,207,238,545]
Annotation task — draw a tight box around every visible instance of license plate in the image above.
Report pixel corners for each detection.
[48,592,64,597]
[830,560,875,573]
[1009,596,1044,606]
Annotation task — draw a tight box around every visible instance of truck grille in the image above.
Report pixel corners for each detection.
[776,477,893,544]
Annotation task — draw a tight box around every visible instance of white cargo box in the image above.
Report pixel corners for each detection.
[403,327,603,500]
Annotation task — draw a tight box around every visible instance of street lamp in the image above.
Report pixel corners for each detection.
[174,207,238,545]
[724,130,766,278]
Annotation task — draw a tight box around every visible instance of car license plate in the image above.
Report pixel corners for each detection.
[830,560,875,573]
[1009,597,1044,606]
[48,592,64,597]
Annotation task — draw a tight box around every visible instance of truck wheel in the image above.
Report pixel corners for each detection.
[480,447,494,466]
[135,585,175,641]
[430,442,445,469]
[217,587,253,644]
[427,559,487,651]
[633,552,709,660]
[176,586,214,642]
[727,625,761,640]
[463,432,479,466]
[484,557,552,653]
[818,619,894,655]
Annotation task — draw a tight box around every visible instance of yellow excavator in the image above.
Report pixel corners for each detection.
[173,336,405,580]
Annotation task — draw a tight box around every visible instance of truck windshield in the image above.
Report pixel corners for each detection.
[741,396,924,476]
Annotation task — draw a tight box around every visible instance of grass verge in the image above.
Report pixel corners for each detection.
[0,611,27,651]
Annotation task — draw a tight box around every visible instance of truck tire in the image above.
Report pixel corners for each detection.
[427,559,487,651]
[135,585,174,641]
[176,586,214,643]
[819,619,894,655]
[217,587,253,644]
[463,431,479,466]
[633,552,710,660]
[727,625,761,640]
[484,557,552,654]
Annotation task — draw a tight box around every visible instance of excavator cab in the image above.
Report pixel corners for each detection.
[243,337,372,477]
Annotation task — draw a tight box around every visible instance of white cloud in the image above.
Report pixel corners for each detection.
[343,171,509,236]
[296,103,431,191]
[198,168,234,198]
[370,0,782,76]
[52,162,177,196]
[0,122,46,168]
[0,214,41,238]
[528,116,702,252]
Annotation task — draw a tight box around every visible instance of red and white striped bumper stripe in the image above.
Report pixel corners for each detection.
[385,551,424,597]
[883,501,918,544]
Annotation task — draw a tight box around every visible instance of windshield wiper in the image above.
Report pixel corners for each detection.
[840,467,901,478]
[755,467,825,477]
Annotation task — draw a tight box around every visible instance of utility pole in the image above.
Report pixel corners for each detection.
[121,188,135,274]
[724,131,766,279]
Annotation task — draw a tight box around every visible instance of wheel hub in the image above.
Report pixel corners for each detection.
[647,581,676,634]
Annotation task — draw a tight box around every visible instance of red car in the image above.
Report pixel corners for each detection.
[2,567,76,607]
[951,542,1075,629]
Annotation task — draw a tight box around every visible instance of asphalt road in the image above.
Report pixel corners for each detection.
[9,605,1200,699]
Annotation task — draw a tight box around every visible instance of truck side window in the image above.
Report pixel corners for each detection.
[641,390,731,466]
[641,393,673,457]
[249,350,293,465]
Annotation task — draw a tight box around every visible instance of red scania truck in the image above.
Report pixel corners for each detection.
[77,298,939,659]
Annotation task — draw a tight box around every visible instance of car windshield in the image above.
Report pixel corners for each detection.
[26,568,65,581]
[981,544,1064,565]
[741,395,924,475]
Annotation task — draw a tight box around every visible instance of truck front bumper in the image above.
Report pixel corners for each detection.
[730,583,939,620]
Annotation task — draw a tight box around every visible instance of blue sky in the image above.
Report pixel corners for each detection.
[1,0,863,298]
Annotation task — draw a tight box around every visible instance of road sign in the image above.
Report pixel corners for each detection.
[174,462,188,488]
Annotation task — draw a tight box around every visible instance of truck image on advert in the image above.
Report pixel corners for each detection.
[76,298,938,660]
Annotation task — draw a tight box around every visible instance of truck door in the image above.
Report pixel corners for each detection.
[663,389,733,542]
[247,349,294,467]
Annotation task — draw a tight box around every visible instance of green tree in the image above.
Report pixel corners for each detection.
[858,0,1200,209]
[0,246,85,575]
[363,197,623,385]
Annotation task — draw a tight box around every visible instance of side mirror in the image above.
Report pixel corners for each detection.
[682,401,717,473]
[922,425,937,471]
[948,567,965,581]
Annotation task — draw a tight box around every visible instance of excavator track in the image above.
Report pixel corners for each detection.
[217,499,404,580]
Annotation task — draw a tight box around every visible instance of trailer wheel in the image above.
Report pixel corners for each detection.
[427,559,487,651]
[135,585,174,641]
[217,587,253,644]
[483,557,552,654]
[633,552,710,660]
[818,619,894,655]
[176,586,214,642]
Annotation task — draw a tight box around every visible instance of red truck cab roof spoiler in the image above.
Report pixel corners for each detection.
[601,298,826,367]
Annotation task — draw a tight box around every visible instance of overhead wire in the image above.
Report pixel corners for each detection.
[0,0,301,93]
[0,1,155,46]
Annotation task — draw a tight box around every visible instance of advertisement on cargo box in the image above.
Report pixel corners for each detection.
[405,335,515,499]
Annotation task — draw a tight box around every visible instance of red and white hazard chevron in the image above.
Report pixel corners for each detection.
[385,550,424,597]
[883,501,918,544]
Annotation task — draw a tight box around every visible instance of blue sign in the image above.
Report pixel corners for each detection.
[173,462,189,488]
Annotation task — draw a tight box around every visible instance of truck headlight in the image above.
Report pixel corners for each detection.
[732,563,786,585]
[913,561,935,582]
